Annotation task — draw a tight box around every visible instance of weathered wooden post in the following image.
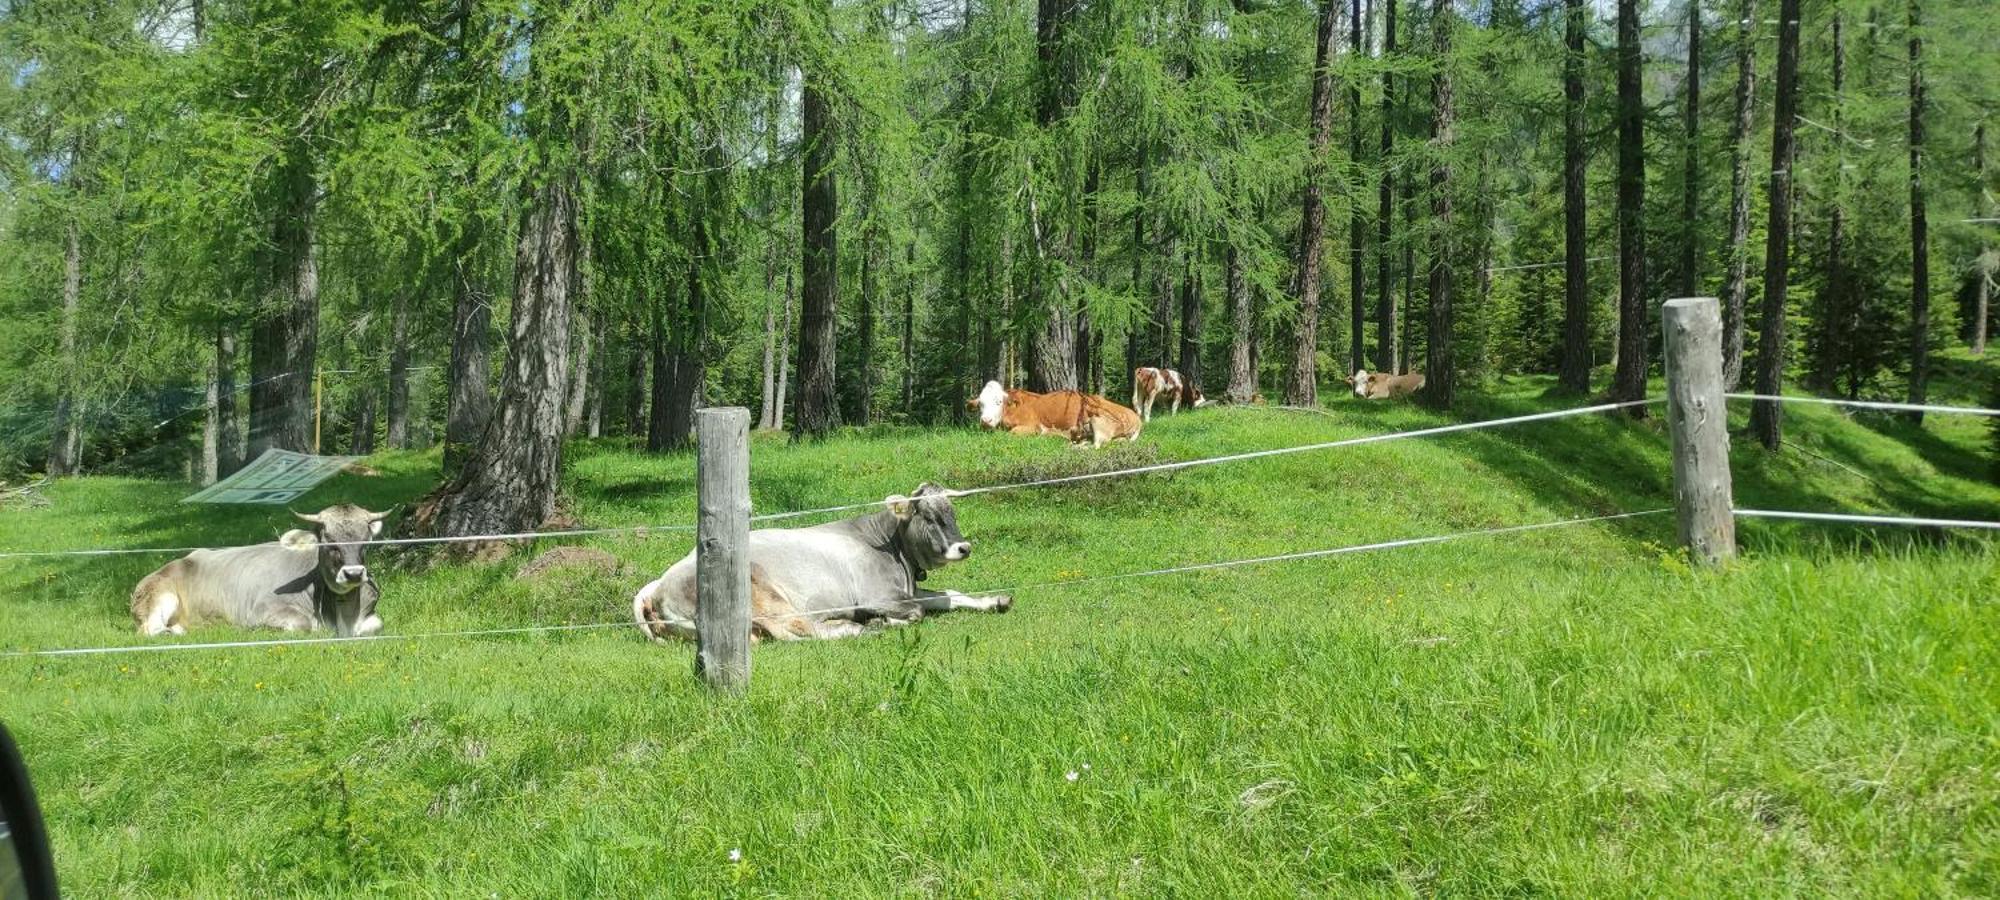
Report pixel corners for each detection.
[695,407,752,692]
[1662,297,1737,565]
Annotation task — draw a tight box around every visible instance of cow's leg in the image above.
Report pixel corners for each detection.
[353,614,383,637]
[1170,393,1181,415]
[915,590,1013,615]
[811,619,869,640]
[135,589,181,637]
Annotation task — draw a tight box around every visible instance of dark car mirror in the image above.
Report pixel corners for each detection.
[0,723,56,900]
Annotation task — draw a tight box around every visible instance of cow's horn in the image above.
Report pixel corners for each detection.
[292,509,324,526]
[366,505,397,523]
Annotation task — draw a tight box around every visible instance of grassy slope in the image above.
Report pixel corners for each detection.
[2,361,1996,896]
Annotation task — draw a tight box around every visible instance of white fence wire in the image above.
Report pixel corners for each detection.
[3,509,1670,660]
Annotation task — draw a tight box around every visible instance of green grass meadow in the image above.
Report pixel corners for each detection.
[3,363,1997,895]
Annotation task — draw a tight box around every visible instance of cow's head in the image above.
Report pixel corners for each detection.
[1188,385,1211,408]
[885,483,971,575]
[1349,369,1373,398]
[970,380,1008,429]
[293,504,392,594]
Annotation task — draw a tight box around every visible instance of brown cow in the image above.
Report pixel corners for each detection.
[1347,369,1427,400]
[969,381,1143,448]
[1130,367,1208,421]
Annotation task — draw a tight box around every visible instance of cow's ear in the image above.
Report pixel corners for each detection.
[885,494,915,521]
[369,519,385,538]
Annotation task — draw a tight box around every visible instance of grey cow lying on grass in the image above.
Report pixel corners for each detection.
[130,504,391,637]
[632,483,1010,642]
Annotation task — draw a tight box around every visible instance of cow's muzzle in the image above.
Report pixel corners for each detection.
[945,542,971,561]
[332,565,368,590]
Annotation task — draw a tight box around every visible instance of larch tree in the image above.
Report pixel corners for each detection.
[1611,0,1647,411]
[1905,0,1931,421]
[1285,0,1340,407]
[794,0,840,441]
[1346,0,1366,377]
[1423,0,1455,408]
[1375,0,1398,375]
[1721,0,1755,389]
[1679,0,1702,298]
[1558,0,1591,394]
[1748,0,1802,450]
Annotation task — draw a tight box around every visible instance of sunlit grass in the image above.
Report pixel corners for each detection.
[1,366,1996,895]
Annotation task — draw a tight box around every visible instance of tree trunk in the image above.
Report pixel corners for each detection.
[1286,0,1340,407]
[1424,0,1455,407]
[795,38,839,441]
[1076,162,1101,394]
[429,171,579,538]
[48,218,84,476]
[624,325,646,435]
[775,260,796,430]
[1748,0,1802,449]
[1227,241,1254,402]
[443,212,493,472]
[1130,144,1149,386]
[647,297,671,451]
[1679,1,1702,298]
[1559,0,1591,393]
[1400,174,1416,372]
[585,312,604,438]
[1905,0,1930,421]
[903,242,917,413]
[563,298,593,438]
[1375,0,1398,375]
[1722,0,1756,389]
[1027,0,1079,394]
[202,325,240,484]
[386,290,411,449]
[248,152,319,457]
[1975,122,1990,356]
[1179,253,1203,392]
[1611,0,1648,411]
[1347,0,1367,376]
[1154,235,1176,370]
[1811,13,1848,393]
[856,228,877,423]
[350,388,376,456]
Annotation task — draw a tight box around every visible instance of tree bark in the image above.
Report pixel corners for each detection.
[443,207,493,472]
[1748,0,1802,449]
[1611,0,1648,411]
[1227,241,1254,402]
[856,227,878,423]
[429,171,579,538]
[1375,0,1398,375]
[563,261,594,437]
[776,256,796,431]
[386,289,411,449]
[248,151,319,457]
[1286,0,1340,407]
[1559,0,1591,393]
[1975,122,1990,356]
[758,280,779,429]
[1179,253,1203,392]
[1679,1,1702,298]
[624,323,646,435]
[1027,0,1079,393]
[49,218,84,476]
[1905,0,1930,421]
[1424,0,1455,408]
[1811,13,1848,393]
[1722,0,1756,389]
[350,387,376,456]
[202,325,240,484]
[1130,144,1149,385]
[903,242,918,414]
[795,34,839,441]
[1347,0,1367,376]
[584,311,604,438]
[648,295,671,451]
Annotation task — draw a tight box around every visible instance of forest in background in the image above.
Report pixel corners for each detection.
[1,0,1995,535]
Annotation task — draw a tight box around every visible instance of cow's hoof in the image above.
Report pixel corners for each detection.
[993,595,1013,613]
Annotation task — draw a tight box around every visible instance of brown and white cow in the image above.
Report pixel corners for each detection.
[1130,367,1208,421]
[1348,369,1427,400]
[969,381,1143,448]
[130,504,392,637]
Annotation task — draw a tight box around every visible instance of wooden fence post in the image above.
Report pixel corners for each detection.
[695,407,752,692]
[1662,297,1737,565]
